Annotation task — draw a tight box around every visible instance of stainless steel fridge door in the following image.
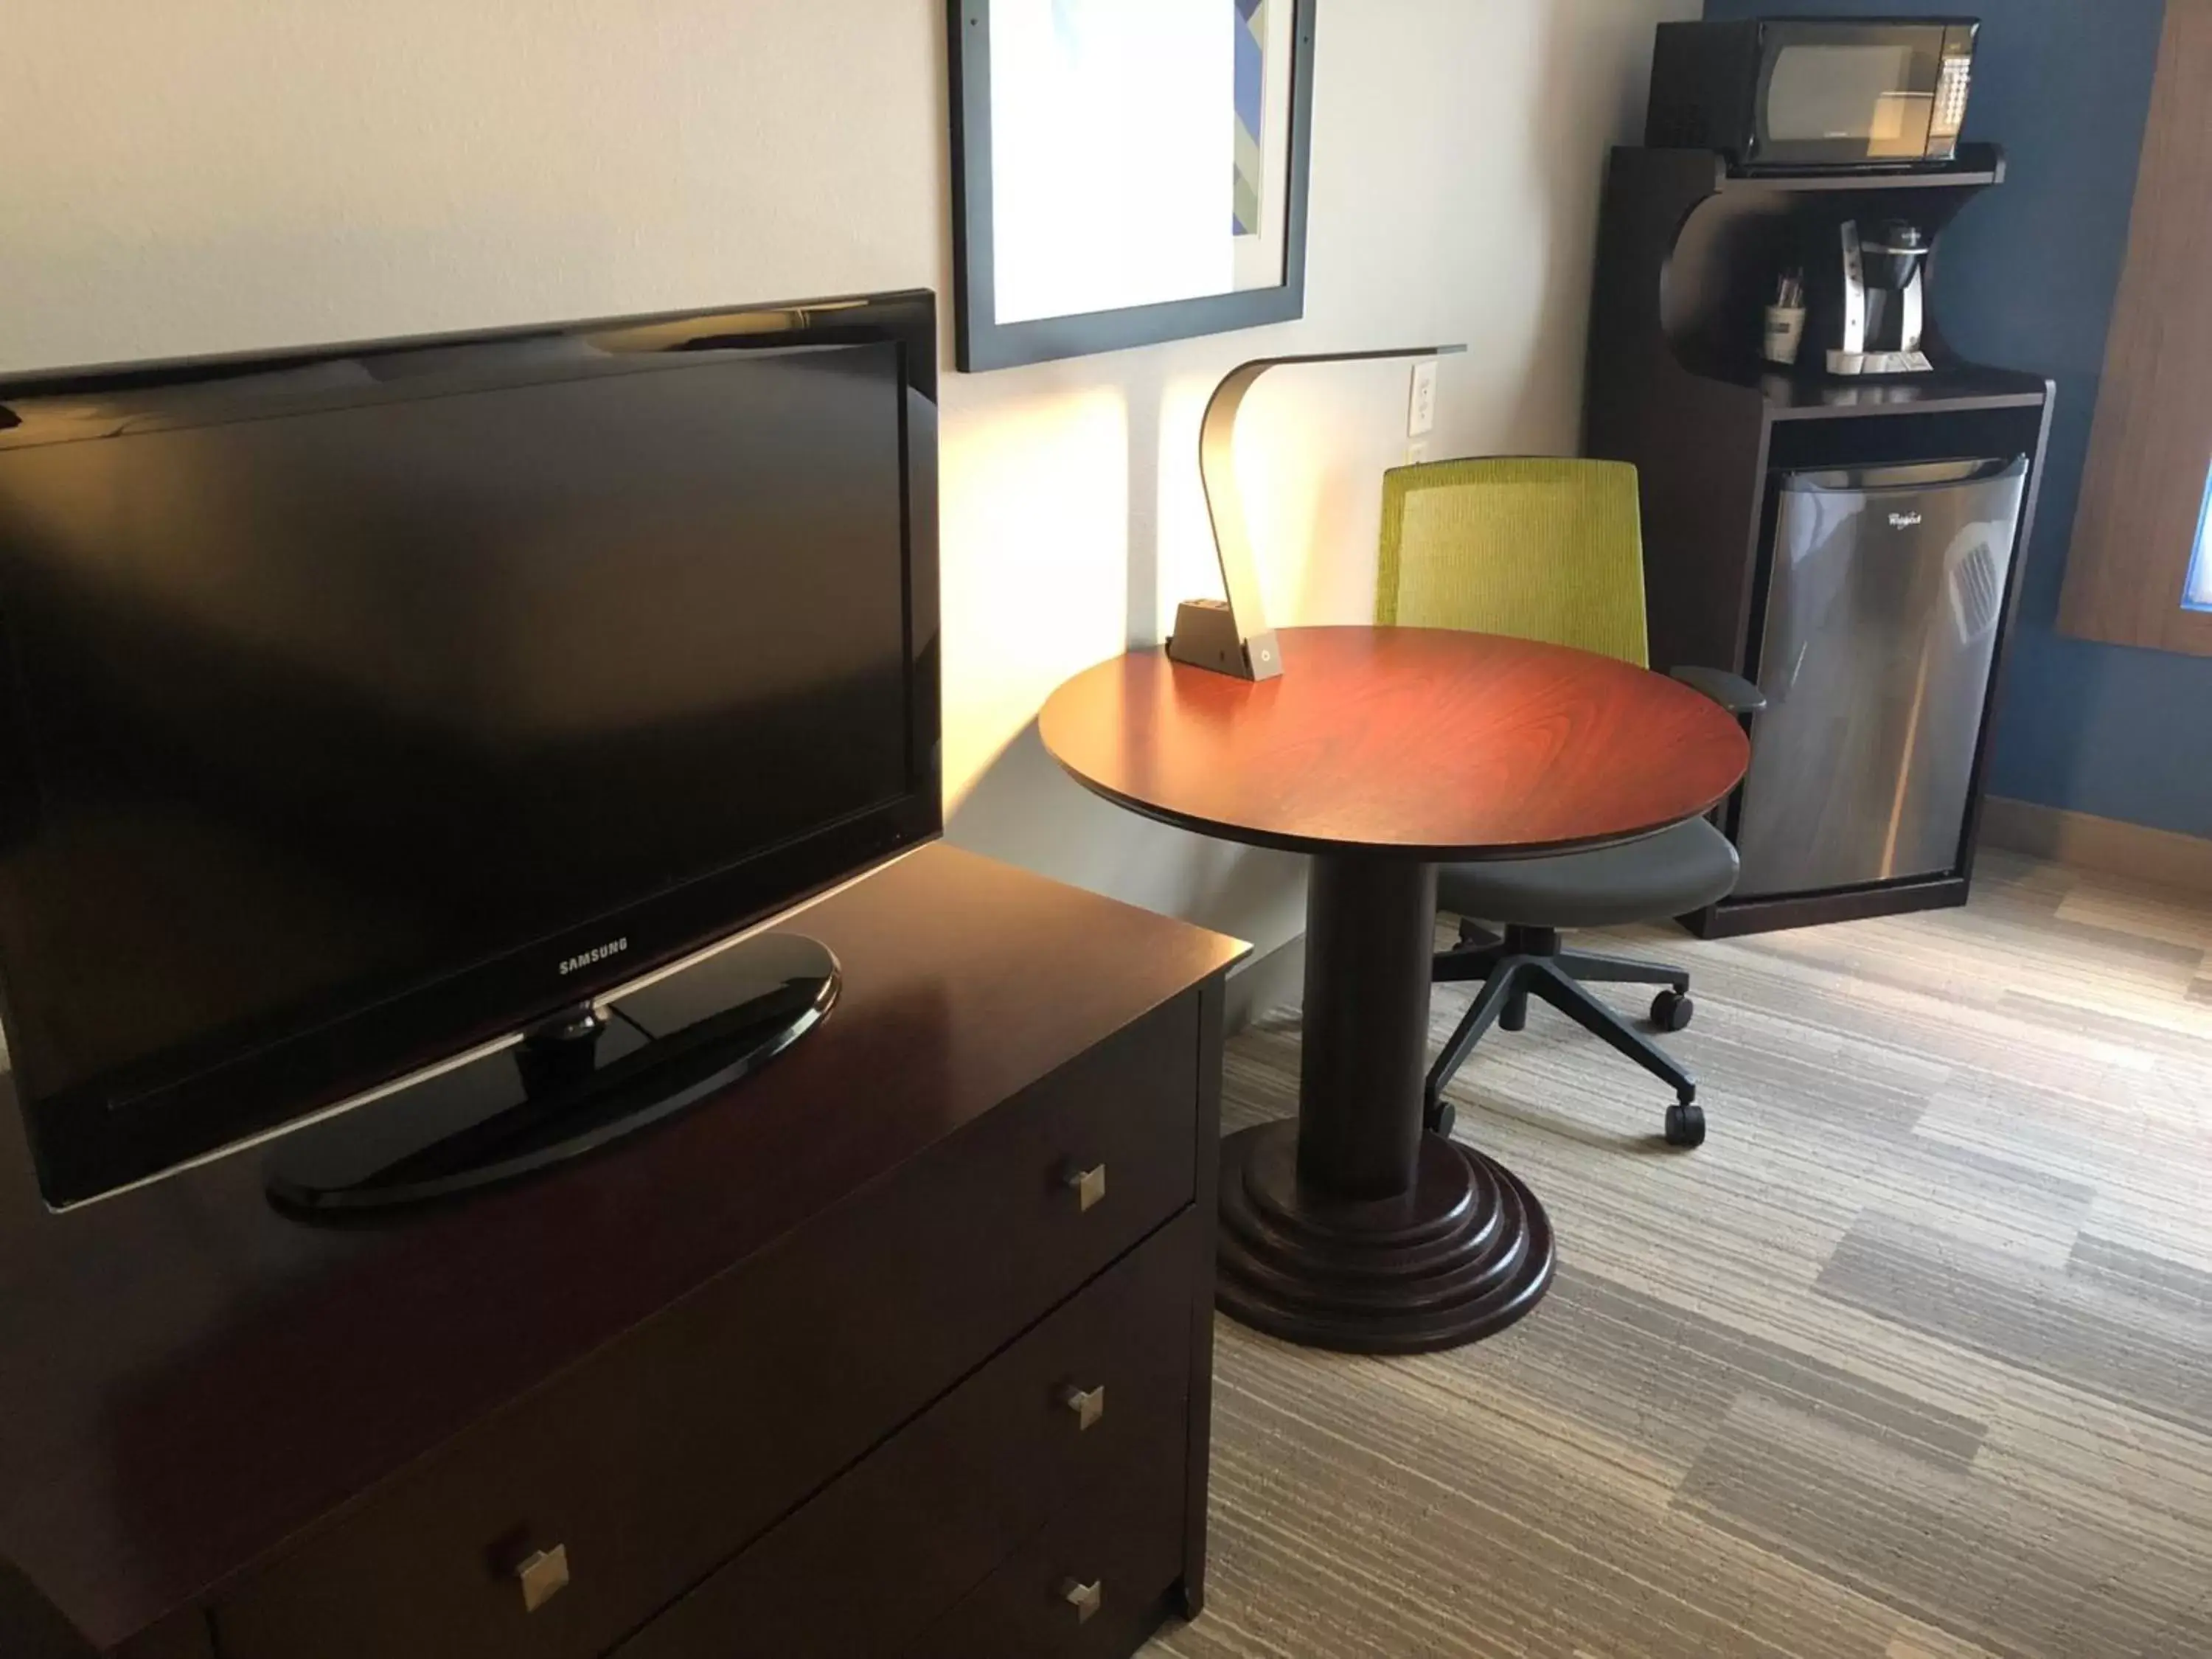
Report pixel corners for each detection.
[1735,456,2029,900]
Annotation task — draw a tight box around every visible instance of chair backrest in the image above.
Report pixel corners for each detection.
[1375,457,1650,669]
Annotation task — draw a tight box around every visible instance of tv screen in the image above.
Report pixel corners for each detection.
[0,291,941,1208]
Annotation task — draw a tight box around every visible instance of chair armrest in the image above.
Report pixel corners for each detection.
[1669,665,1767,715]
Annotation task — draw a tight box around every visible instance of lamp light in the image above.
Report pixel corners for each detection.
[1166,345,1467,680]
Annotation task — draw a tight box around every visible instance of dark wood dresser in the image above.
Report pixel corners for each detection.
[0,845,1244,1659]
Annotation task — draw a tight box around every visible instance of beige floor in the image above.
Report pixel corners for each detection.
[1147,852,2212,1659]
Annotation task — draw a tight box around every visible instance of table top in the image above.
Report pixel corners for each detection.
[1039,626,1751,860]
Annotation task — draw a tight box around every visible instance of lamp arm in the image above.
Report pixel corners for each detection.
[1197,361,1282,659]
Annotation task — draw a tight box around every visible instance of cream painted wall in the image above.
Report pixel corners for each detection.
[0,0,1693,961]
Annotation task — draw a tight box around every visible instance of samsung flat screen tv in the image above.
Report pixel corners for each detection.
[0,290,941,1211]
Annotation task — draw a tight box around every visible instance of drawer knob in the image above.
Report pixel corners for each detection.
[515,1545,570,1613]
[1060,1383,1107,1431]
[1065,1162,1107,1212]
[1060,1578,1104,1624]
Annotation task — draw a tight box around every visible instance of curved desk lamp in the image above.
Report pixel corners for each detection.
[1167,345,1467,680]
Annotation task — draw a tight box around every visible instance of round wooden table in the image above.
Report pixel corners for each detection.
[1039,626,1750,1354]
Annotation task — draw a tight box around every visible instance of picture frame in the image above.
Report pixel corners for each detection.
[948,0,1318,373]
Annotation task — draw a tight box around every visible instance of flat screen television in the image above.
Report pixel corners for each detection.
[0,289,942,1211]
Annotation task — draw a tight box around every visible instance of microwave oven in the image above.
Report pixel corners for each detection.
[1646,18,1978,171]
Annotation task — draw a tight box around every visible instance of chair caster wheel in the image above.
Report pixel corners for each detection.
[1650,989,1694,1032]
[1425,1097,1457,1138]
[1664,1102,1705,1149]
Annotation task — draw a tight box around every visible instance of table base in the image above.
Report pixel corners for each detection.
[1212,852,1554,1354]
[1217,1120,1554,1354]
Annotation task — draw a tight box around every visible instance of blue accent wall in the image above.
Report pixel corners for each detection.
[1702,0,2211,838]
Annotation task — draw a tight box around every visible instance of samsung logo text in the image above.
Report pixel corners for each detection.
[559,938,629,976]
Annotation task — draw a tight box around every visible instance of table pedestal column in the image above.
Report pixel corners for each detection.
[1216,853,1555,1353]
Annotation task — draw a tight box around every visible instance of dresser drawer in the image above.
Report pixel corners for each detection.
[897,1419,1192,1659]
[616,1207,1199,1659]
[209,995,1200,1659]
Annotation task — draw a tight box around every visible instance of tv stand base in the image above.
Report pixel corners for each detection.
[265,932,838,1220]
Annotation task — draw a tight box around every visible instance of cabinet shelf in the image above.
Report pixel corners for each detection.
[1711,144,2006,195]
[1724,361,2050,421]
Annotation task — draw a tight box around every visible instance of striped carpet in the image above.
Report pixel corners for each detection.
[1146,852,2212,1659]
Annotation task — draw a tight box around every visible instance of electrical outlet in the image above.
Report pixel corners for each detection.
[1405,440,1432,466]
[1407,360,1438,437]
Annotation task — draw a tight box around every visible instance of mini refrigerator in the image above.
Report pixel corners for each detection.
[1734,456,2030,900]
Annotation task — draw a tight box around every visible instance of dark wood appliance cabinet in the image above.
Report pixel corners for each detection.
[1585,145,2055,936]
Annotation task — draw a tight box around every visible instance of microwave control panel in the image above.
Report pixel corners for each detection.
[1933,52,1973,139]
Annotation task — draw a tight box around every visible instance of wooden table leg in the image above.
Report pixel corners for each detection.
[1215,853,1555,1353]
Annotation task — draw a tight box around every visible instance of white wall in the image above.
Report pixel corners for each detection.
[0,0,1692,961]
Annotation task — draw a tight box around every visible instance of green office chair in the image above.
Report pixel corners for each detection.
[1377,458,1764,1149]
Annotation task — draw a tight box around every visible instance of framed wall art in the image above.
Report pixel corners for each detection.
[949,0,1318,372]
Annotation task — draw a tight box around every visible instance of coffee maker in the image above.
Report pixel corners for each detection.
[1813,218,1934,377]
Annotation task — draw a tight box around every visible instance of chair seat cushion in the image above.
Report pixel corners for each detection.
[1439,817,1739,929]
